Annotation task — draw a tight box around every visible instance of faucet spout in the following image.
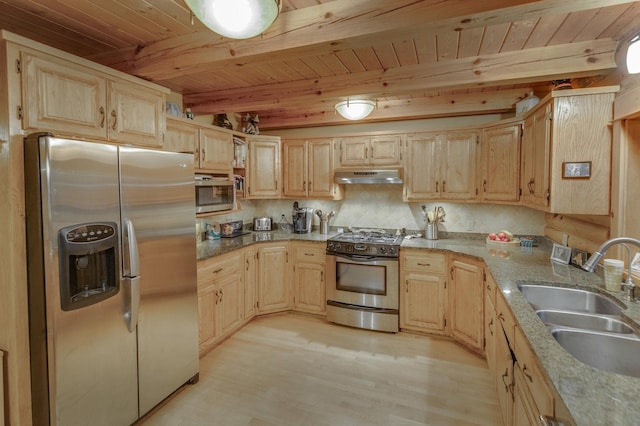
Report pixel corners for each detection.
[582,237,640,301]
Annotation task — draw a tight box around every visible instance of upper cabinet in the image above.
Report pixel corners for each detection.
[20,50,166,147]
[481,122,521,203]
[335,135,403,168]
[282,138,343,200]
[246,135,281,199]
[404,130,479,202]
[520,87,617,215]
[165,116,234,175]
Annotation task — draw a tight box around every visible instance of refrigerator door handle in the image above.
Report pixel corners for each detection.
[122,218,140,277]
[123,276,140,332]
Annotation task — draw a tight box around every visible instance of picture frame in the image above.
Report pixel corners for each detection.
[562,161,591,179]
[550,243,572,264]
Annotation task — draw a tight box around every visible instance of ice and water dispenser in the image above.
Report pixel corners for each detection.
[58,222,119,311]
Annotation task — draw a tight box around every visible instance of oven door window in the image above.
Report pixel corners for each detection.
[335,262,386,295]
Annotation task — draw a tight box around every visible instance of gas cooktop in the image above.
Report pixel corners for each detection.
[326,229,403,257]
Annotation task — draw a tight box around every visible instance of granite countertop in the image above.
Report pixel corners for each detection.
[197,231,640,425]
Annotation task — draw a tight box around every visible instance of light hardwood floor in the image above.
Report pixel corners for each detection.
[141,313,501,426]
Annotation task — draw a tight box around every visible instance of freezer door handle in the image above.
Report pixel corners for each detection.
[123,276,140,332]
[122,218,140,277]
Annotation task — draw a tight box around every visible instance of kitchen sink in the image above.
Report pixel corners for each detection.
[536,309,635,334]
[517,284,622,315]
[551,328,640,378]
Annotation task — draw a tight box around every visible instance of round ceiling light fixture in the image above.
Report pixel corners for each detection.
[185,0,280,39]
[626,34,640,74]
[335,99,376,121]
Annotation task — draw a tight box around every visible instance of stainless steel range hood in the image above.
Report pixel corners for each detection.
[334,169,403,184]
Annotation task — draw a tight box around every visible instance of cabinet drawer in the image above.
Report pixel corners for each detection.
[198,252,242,289]
[293,243,325,264]
[402,252,446,274]
[514,327,554,417]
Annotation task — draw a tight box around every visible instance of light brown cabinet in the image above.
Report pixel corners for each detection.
[165,116,234,174]
[399,250,447,334]
[246,136,281,199]
[282,138,343,199]
[243,246,257,321]
[404,131,479,201]
[292,242,326,314]
[520,87,617,214]
[481,122,521,203]
[448,255,484,354]
[197,251,244,356]
[21,50,166,147]
[335,135,402,168]
[257,242,290,313]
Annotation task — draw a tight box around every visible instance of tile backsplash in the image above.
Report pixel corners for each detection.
[199,184,545,236]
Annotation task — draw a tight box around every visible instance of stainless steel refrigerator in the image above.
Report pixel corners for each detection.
[24,133,199,425]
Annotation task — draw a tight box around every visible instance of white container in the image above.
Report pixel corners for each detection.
[515,92,540,117]
[604,259,624,291]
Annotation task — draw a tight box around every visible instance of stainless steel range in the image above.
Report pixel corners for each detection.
[326,229,402,333]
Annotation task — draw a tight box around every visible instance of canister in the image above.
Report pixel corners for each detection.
[426,222,438,240]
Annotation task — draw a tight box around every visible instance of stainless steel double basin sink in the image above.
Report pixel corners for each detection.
[517,284,640,378]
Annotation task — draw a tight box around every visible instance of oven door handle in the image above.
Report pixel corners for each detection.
[332,253,392,262]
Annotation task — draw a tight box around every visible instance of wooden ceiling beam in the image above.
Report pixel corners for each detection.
[91,0,636,82]
[185,39,617,114]
[258,89,534,129]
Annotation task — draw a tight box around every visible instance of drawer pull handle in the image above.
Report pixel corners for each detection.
[213,268,223,274]
[522,364,533,382]
[417,263,431,266]
[305,253,315,256]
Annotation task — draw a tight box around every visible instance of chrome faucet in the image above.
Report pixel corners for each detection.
[582,237,640,301]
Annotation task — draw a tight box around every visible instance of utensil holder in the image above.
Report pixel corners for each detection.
[426,222,438,240]
[320,219,329,235]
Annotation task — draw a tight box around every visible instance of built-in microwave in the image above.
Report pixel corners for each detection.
[195,175,235,214]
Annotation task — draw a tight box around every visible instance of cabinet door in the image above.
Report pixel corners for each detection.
[108,79,165,147]
[247,137,281,198]
[513,366,541,426]
[308,139,337,198]
[257,244,290,313]
[370,135,402,166]
[282,140,308,197]
[485,294,497,376]
[482,124,521,202]
[442,131,479,200]
[495,324,514,426]
[449,256,484,353]
[293,262,326,314]
[528,103,551,208]
[243,247,257,320]
[165,117,199,157]
[404,133,441,201]
[197,285,218,351]
[200,127,234,174]
[22,52,108,139]
[337,136,369,167]
[401,272,446,333]
[217,273,242,336]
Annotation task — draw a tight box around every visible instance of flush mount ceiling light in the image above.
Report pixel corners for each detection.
[627,34,640,74]
[185,0,281,39]
[335,99,376,121]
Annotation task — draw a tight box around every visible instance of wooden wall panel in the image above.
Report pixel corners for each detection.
[544,213,610,254]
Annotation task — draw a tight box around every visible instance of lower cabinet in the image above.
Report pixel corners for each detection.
[197,251,244,356]
[243,246,257,321]
[257,242,291,314]
[448,255,485,354]
[292,241,326,314]
[400,250,447,334]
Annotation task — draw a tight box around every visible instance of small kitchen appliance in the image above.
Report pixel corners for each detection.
[292,202,313,234]
[253,216,273,231]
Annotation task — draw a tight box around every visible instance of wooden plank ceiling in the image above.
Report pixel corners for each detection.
[1,0,639,129]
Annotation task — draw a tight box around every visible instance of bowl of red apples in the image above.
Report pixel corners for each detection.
[486,230,520,248]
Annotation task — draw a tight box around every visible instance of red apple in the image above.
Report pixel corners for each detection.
[488,233,497,240]
[497,232,506,240]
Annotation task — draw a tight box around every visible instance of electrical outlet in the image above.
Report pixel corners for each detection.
[466,220,474,231]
